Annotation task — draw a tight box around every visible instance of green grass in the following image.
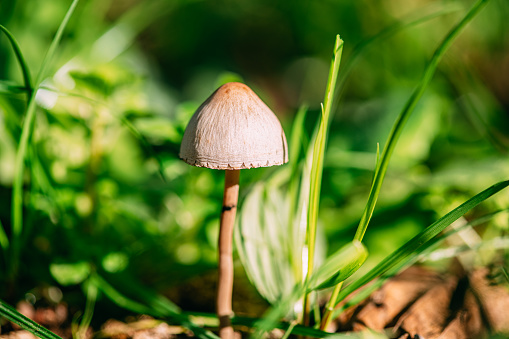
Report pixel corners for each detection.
[0,300,63,339]
[303,34,344,324]
[321,0,492,328]
[9,0,80,280]
[0,0,507,338]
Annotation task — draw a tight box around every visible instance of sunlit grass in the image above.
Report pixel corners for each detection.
[0,0,507,338]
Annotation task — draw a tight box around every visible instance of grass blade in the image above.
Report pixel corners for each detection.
[353,0,491,243]
[0,300,63,339]
[304,34,344,322]
[321,0,492,328]
[334,179,509,306]
[90,274,219,339]
[0,218,8,257]
[74,280,98,339]
[0,24,33,98]
[336,3,462,96]
[308,241,367,291]
[331,208,509,319]
[9,0,80,279]
[0,81,27,94]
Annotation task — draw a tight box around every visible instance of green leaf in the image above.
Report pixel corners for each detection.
[235,183,296,304]
[0,81,27,94]
[0,25,33,98]
[50,261,91,286]
[0,300,63,339]
[303,34,344,321]
[308,241,368,291]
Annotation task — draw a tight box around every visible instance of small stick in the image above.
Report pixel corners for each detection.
[217,169,240,339]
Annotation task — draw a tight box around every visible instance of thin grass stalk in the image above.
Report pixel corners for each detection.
[303,35,343,324]
[9,0,79,280]
[74,281,98,339]
[320,0,491,330]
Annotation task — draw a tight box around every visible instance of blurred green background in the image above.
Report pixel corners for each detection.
[0,0,508,326]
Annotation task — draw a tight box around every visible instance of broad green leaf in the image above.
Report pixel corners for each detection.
[101,252,129,273]
[133,117,181,143]
[50,261,91,286]
[308,241,368,291]
[235,183,295,304]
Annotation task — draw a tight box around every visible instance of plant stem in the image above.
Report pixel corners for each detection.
[319,281,342,331]
[217,169,240,339]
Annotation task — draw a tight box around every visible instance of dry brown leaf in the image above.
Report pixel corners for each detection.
[334,266,509,339]
[469,268,509,333]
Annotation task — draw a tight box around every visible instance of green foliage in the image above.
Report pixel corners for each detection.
[0,0,508,338]
[308,241,367,291]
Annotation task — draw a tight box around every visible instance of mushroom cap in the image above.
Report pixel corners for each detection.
[179,82,288,170]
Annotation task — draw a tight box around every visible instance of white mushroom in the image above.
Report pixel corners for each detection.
[179,82,288,339]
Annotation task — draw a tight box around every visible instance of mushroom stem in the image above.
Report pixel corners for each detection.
[217,169,240,339]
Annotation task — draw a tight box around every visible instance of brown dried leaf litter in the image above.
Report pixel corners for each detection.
[335,266,509,339]
[2,266,508,339]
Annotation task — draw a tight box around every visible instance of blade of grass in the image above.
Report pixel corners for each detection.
[353,0,490,244]
[321,0,491,329]
[244,206,509,338]
[308,241,368,291]
[90,274,219,339]
[0,300,63,339]
[184,312,338,338]
[248,242,364,338]
[74,280,98,339]
[332,209,508,318]
[303,34,344,324]
[336,3,462,97]
[287,105,308,280]
[334,179,509,307]
[0,24,33,99]
[0,81,27,94]
[501,267,509,284]
[0,218,8,254]
[9,0,80,280]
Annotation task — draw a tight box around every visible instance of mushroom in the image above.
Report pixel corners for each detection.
[180,82,288,339]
